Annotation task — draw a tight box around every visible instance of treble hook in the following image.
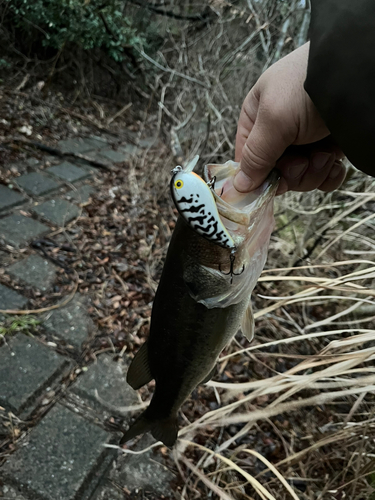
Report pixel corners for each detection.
[206,175,216,190]
[219,253,245,284]
[207,176,225,197]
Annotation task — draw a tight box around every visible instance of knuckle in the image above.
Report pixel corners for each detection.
[241,142,273,174]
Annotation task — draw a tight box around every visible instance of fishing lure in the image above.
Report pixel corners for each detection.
[170,156,236,251]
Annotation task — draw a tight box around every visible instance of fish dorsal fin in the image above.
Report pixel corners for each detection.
[241,300,255,341]
[126,341,153,390]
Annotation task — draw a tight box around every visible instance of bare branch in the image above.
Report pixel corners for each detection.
[138,49,210,89]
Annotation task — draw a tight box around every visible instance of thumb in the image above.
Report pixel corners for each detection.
[234,113,293,192]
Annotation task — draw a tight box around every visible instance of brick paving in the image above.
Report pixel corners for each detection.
[47,161,90,182]
[0,214,49,248]
[0,284,28,310]
[6,255,57,291]
[0,334,71,416]
[0,185,25,212]
[15,172,62,196]
[57,137,96,154]
[98,148,130,163]
[70,355,138,414]
[32,198,80,226]
[65,184,96,204]
[0,136,173,499]
[42,293,94,349]
[1,404,114,500]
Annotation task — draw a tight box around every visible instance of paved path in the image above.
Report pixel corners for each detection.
[0,137,172,499]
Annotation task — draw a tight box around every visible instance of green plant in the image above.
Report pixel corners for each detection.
[0,316,40,339]
[7,0,144,61]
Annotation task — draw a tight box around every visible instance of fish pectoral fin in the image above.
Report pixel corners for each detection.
[120,411,179,448]
[183,259,227,304]
[126,341,153,390]
[201,366,216,384]
[241,301,255,342]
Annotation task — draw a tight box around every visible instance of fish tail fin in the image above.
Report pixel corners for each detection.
[151,414,179,447]
[119,411,152,445]
[120,410,178,448]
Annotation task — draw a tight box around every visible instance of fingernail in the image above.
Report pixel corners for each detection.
[328,162,343,179]
[288,160,308,179]
[234,170,254,192]
[311,152,332,171]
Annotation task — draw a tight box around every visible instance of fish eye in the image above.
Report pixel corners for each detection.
[175,179,184,189]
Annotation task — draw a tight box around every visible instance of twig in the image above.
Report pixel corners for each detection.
[15,74,30,92]
[106,103,132,126]
[170,128,184,163]
[179,455,233,500]
[61,107,135,140]
[127,0,212,22]
[45,42,66,89]
[247,0,270,56]
[271,17,291,64]
[173,103,197,132]
[271,0,298,65]
[113,271,128,293]
[138,49,210,89]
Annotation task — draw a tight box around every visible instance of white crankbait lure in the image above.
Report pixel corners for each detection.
[170,156,235,250]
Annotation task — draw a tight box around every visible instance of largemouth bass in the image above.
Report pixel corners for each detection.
[121,159,279,447]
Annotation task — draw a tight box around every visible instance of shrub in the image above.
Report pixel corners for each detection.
[6,0,144,61]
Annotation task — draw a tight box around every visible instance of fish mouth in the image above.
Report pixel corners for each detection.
[203,161,280,227]
[191,162,279,309]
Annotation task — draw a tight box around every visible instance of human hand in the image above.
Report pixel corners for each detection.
[234,43,346,195]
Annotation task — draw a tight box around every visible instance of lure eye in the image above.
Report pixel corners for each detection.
[174,179,184,189]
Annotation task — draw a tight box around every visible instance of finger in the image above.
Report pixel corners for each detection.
[277,137,344,170]
[234,106,294,192]
[286,151,336,192]
[318,162,347,192]
[276,177,288,195]
[235,88,259,162]
[275,139,345,193]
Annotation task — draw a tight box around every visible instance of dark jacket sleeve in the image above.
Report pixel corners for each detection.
[305,0,375,178]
